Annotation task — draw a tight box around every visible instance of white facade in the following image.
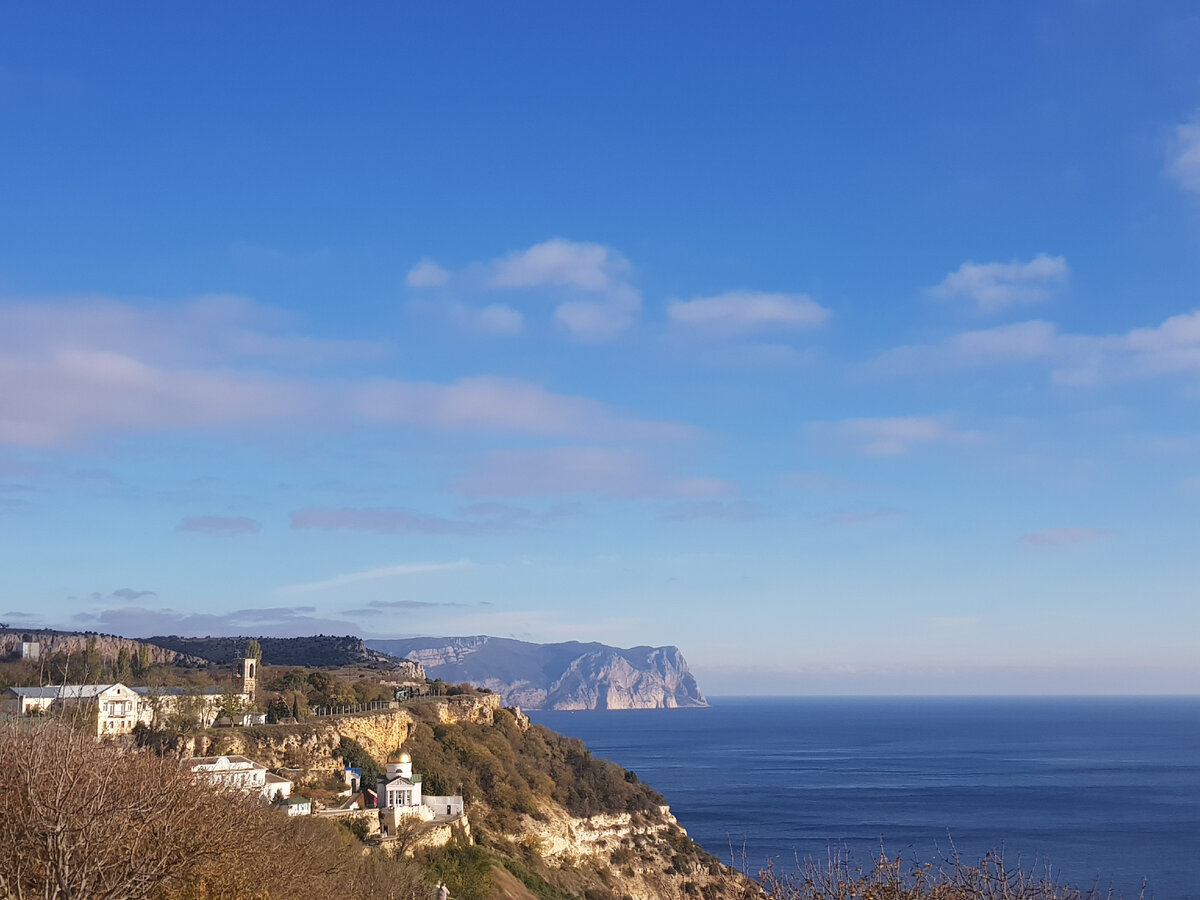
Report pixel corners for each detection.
[3,683,142,735]
[3,682,250,734]
[184,754,290,802]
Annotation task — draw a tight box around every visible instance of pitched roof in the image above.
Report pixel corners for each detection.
[8,684,128,699]
[8,686,62,699]
[183,755,266,772]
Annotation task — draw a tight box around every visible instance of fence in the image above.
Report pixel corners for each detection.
[308,700,398,717]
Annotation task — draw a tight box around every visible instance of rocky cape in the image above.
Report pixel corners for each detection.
[367,636,708,710]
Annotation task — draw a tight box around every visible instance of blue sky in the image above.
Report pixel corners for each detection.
[2,3,1199,694]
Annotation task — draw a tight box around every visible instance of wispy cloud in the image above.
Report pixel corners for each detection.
[0,297,689,447]
[405,260,450,288]
[344,598,488,615]
[871,308,1200,388]
[815,415,983,456]
[278,560,471,595]
[930,254,1068,312]
[453,446,731,498]
[822,508,903,527]
[178,515,260,534]
[1019,526,1117,546]
[659,499,767,523]
[452,302,524,335]
[668,291,830,335]
[71,605,359,638]
[873,320,1061,374]
[290,508,490,536]
[779,471,855,490]
[1168,111,1200,194]
[353,375,692,441]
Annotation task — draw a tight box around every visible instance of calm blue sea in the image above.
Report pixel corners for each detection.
[532,697,1200,900]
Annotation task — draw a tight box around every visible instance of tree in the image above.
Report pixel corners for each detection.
[115,647,132,683]
[132,643,153,678]
[245,637,263,663]
[84,636,102,683]
[0,717,428,900]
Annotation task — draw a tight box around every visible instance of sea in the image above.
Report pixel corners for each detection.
[531,697,1200,900]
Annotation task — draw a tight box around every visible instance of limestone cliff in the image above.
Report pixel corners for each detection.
[512,805,760,900]
[367,636,708,710]
[0,628,209,668]
[165,694,500,770]
[146,634,424,680]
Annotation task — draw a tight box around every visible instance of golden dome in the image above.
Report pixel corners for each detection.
[386,748,411,764]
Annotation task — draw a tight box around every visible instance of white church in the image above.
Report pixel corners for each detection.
[375,749,464,838]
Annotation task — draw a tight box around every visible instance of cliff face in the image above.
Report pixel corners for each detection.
[367,636,708,711]
[0,629,209,668]
[146,634,424,680]
[514,805,758,900]
[165,694,500,770]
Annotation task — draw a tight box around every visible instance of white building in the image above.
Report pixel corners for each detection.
[2,682,250,734]
[183,754,292,803]
[376,750,465,838]
[279,796,312,816]
[3,683,142,735]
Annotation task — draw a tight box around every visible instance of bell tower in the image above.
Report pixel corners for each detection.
[234,656,257,700]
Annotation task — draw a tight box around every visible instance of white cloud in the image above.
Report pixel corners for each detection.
[453,446,730,498]
[408,238,642,339]
[873,320,1062,373]
[1167,113,1200,194]
[1019,526,1117,546]
[353,375,692,440]
[489,238,631,293]
[668,291,830,334]
[0,297,689,446]
[818,415,982,456]
[474,303,524,334]
[822,508,903,527]
[406,260,451,288]
[930,254,1068,312]
[278,560,470,595]
[872,308,1200,388]
[290,507,491,535]
[444,301,524,335]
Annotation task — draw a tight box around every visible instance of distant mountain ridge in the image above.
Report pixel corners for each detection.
[366,636,708,710]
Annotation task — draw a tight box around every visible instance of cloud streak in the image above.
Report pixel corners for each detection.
[291,508,491,536]
[278,560,471,595]
[1168,111,1200,194]
[815,416,982,456]
[1019,527,1117,546]
[872,309,1200,387]
[930,254,1068,312]
[179,516,260,534]
[0,297,690,447]
[668,291,830,334]
[453,446,731,498]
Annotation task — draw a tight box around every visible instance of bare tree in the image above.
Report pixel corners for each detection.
[0,716,427,900]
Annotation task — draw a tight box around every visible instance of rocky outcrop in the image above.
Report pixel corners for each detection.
[367,636,708,710]
[164,694,501,771]
[512,804,758,900]
[146,634,424,679]
[0,629,209,667]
